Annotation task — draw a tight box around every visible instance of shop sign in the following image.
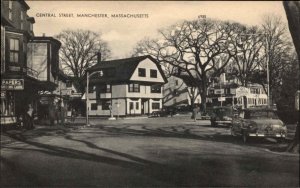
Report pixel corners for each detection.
[214,89,224,94]
[1,79,24,90]
[8,66,21,71]
[230,88,236,94]
[236,87,250,98]
[0,91,6,98]
[40,96,51,104]
[218,97,226,101]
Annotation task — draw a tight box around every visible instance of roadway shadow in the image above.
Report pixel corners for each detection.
[2,125,296,187]
[87,124,292,151]
[2,131,214,187]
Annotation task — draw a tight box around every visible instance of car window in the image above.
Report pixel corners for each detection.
[214,108,232,116]
[245,111,278,119]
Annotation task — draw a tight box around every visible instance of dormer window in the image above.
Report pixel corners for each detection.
[138,68,146,77]
[8,1,13,20]
[150,69,157,78]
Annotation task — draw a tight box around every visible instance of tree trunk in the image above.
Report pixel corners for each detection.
[283,1,300,153]
[200,91,207,114]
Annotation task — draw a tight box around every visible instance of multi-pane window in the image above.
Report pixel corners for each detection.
[128,83,140,92]
[99,84,111,93]
[150,69,157,78]
[8,1,13,20]
[173,89,178,95]
[250,88,260,94]
[225,88,230,94]
[129,102,134,110]
[88,86,94,93]
[0,91,15,116]
[138,68,146,77]
[9,39,19,63]
[151,85,161,93]
[66,81,72,88]
[101,100,110,110]
[91,103,98,110]
[152,102,160,110]
[106,84,111,93]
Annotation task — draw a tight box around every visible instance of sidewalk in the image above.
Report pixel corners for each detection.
[0,124,79,146]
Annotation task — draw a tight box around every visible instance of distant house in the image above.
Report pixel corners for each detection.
[207,73,268,108]
[85,55,167,116]
[163,76,201,108]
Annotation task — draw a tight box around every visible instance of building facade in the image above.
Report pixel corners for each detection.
[207,74,268,109]
[85,56,167,116]
[1,0,37,125]
[163,76,201,108]
[1,0,62,125]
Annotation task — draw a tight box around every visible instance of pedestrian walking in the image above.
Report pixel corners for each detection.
[48,101,56,126]
[25,104,34,129]
[55,101,60,125]
[71,108,76,122]
[57,100,66,126]
[192,105,199,122]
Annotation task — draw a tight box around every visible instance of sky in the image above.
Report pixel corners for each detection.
[26,1,287,59]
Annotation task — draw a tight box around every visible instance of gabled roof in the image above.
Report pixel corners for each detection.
[88,55,167,84]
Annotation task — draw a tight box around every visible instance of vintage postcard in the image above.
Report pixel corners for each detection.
[1,0,299,187]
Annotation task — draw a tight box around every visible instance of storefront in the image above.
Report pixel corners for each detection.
[1,79,23,125]
[1,78,40,126]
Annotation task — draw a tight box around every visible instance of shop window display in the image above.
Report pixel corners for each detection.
[0,92,15,116]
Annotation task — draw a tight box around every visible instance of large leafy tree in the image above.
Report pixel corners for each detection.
[260,14,293,104]
[56,29,111,93]
[133,19,237,112]
[228,25,266,88]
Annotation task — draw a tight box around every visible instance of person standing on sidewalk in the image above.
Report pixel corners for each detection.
[71,108,76,122]
[48,101,56,126]
[58,100,66,126]
[25,104,34,129]
[192,105,199,122]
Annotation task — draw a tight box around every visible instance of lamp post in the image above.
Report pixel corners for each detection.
[239,33,270,108]
[86,70,103,126]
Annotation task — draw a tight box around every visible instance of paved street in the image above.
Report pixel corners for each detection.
[1,116,299,187]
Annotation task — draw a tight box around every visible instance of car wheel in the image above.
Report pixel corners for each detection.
[242,132,248,143]
[230,127,236,136]
[277,138,285,143]
[211,121,216,127]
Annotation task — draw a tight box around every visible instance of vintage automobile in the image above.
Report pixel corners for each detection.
[151,106,177,117]
[210,106,234,127]
[231,108,287,143]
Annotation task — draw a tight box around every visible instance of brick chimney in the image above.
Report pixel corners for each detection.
[97,52,101,63]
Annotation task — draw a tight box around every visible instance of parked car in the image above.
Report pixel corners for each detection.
[210,106,234,126]
[231,107,287,143]
[151,107,177,117]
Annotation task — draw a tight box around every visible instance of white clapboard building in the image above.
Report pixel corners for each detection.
[84,55,167,116]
